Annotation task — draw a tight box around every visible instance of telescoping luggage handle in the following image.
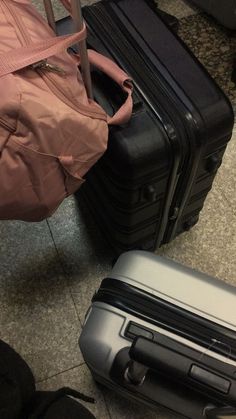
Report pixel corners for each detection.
[0,1,133,125]
[43,0,93,98]
[127,337,236,418]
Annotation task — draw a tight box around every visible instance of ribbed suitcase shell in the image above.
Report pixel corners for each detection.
[75,0,234,254]
[56,0,234,254]
[79,251,236,418]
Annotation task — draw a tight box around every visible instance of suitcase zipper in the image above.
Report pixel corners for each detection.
[2,0,106,121]
[94,278,236,361]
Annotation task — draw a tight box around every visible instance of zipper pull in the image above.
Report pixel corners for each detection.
[31,60,66,76]
[43,62,66,76]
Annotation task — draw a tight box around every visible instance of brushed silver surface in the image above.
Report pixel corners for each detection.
[111,251,236,330]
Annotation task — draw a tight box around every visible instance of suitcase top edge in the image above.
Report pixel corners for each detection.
[110,251,236,331]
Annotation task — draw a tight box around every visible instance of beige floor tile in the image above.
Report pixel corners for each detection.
[37,364,110,419]
[47,198,113,309]
[0,219,83,382]
[32,0,101,20]
[158,0,198,19]
[157,185,236,286]
[71,260,110,322]
[0,279,83,382]
[32,0,198,21]
[213,124,236,212]
[103,388,177,419]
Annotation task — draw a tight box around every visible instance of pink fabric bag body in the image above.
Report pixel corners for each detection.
[0,0,132,221]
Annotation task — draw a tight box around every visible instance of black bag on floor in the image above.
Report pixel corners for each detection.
[0,339,35,419]
[27,389,96,419]
[0,339,96,419]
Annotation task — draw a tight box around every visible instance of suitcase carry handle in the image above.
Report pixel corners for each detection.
[87,50,133,125]
[128,337,236,412]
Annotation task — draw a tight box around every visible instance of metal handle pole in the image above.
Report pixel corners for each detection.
[70,0,93,99]
[44,0,93,99]
[43,0,57,32]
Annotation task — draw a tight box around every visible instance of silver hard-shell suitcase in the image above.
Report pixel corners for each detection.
[79,251,236,419]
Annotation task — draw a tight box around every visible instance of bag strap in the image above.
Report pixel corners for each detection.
[87,49,133,125]
[0,26,86,78]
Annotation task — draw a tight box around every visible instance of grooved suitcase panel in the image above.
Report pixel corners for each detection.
[56,0,234,254]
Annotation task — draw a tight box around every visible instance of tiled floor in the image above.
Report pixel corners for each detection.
[1,1,236,418]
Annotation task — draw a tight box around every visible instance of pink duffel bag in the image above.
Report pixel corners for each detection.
[0,0,133,221]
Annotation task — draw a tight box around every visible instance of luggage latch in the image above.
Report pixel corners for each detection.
[169,206,179,221]
[144,185,158,202]
[206,154,222,173]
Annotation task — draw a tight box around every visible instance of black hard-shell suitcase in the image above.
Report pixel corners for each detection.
[79,251,236,419]
[58,0,234,254]
[191,0,236,30]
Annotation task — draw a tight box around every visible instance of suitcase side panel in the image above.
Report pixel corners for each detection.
[79,302,207,418]
[79,85,177,251]
[104,0,234,245]
[81,1,233,251]
[79,302,236,418]
[57,4,234,253]
[78,11,190,252]
[165,139,229,241]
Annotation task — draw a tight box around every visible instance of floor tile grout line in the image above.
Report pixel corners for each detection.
[102,395,114,419]
[218,187,236,219]
[46,219,82,326]
[36,360,113,418]
[46,219,68,276]
[70,291,83,326]
[70,290,83,326]
[36,361,86,384]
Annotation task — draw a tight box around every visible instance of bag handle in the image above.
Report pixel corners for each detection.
[87,50,133,125]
